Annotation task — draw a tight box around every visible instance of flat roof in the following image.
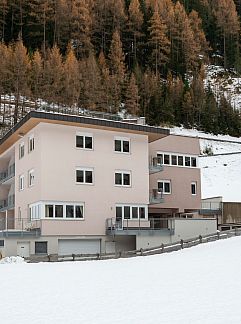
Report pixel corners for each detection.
[0,111,169,154]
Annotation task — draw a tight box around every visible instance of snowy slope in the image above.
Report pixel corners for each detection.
[1,237,241,324]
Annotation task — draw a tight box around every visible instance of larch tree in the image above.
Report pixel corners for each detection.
[0,0,8,41]
[98,50,111,111]
[30,50,44,107]
[125,73,140,115]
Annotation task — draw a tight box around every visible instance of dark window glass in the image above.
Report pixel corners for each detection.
[171,155,177,165]
[76,136,84,148]
[85,137,93,149]
[0,240,4,247]
[139,207,145,219]
[157,154,163,165]
[185,157,191,166]
[66,205,74,218]
[76,170,84,183]
[75,205,83,218]
[115,140,121,152]
[191,157,197,167]
[115,173,122,185]
[85,171,93,183]
[45,205,53,218]
[164,182,171,193]
[178,156,183,166]
[55,205,63,218]
[123,141,130,153]
[132,207,138,219]
[158,182,163,193]
[123,173,130,186]
[164,154,170,164]
[35,242,47,254]
[124,206,130,219]
[116,206,122,220]
[191,183,197,195]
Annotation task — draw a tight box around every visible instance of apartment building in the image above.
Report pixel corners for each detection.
[0,112,216,258]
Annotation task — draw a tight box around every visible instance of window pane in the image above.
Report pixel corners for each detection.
[115,173,122,185]
[0,240,4,247]
[164,154,170,164]
[158,182,163,192]
[85,137,93,149]
[157,154,163,165]
[185,157,191,166]
[66,205,74,218]
[178,156,183,166]
[191,183,197,195]
[191,157,197,167]
[75,205,83,218]
[85,171,93,183]
[116,207,122,220]
[164,182,171,193]
[123,141,130,153]
[35,242,47,254]
[55,205,63,218]
[139,207,145,219]
[123,173,130,186]
[171,155,177,165]
[76,136,84,148]
[76,170,84,183]
[45,205,53,218]
[115,140,121,152]
[132,207,138,219]
[124,206,130,219]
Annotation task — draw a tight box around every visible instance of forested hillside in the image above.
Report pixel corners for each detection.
[0,0,241,136]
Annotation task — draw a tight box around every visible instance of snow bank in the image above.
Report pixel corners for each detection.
[0,256,25,264]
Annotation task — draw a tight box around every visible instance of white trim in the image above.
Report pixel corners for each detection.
[157,179,171,195]
[28,133,35,153]
[157,151,198,168]
[76,132,93,150]
[115,204,148,220]
[75,167,94,185]
[19,174,24,191]
[114,137,131,154]
[19,142,24,159]
[114,170,131,187]
[191,182,197,195]
[28,169,35,187]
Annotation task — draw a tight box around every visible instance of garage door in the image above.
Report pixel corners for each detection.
[58,239,101,255]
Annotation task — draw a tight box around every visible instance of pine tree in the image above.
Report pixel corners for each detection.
[125,73,140,115]
[0,0,8,41]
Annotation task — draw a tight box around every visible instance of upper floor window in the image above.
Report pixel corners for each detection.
[115,171,131,186]
[76,168,93,184]
[191,182,197,195]
[158,180,171,194]
[116,205,147,220]
[157,152,198,168]
[76,133,93,150]
[29,135,35,153]
[19,142,24,159]
[28,169,35,187]
[114,137,130,153]
[44,202,84,219]
[19,174,24,191]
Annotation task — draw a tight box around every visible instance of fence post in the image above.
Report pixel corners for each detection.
[140,248,143,256]
[47,254,51,262]
[180,239,184,249]
[235,228,238,236]
[72,254,75,261]
[199,235,202,244]
[161,243,164,253]
[217,231,220,239]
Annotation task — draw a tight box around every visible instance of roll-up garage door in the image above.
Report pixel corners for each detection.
[58,239,101,255]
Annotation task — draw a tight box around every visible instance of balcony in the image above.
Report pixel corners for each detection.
[0,195,15,212]
[106,217,174,236]
[149,189,164,205]
[149,157,163,174]
[0,163,15,185]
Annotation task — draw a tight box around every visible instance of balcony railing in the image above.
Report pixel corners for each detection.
[149,157,163,174]
[0,216,41,236]
[149,189,164,204]
[0,163,15,184]
[0,195,15,212]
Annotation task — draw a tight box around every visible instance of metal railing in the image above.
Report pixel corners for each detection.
[149,157,163,174]
[149,189,164,204]
[0,216,41,233]
[0,163,15,184]
[0,195,15,212]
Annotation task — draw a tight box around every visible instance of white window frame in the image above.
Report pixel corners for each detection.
[191,182,197,195]
[115,204,148,220]
[76,132,93,150]
[157,151,198,168]
[114,137,131,154]
[28,134,35,153]
[19,174,24,191]
[76,167,94,185]
[28,169,35,187]
[115,170,131,187]
[158,180,171,195]
[19,142,24,159]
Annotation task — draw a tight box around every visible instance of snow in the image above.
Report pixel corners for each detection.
[1,237,241,323]
[0,256,25,264]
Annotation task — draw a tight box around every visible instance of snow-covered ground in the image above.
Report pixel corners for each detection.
[1,237,241,324]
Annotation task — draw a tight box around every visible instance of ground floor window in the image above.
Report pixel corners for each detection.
[115,205,148,220]
[0,240,4,247]
[35,241,47,254]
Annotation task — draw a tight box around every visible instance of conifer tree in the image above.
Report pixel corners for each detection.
[30,50,44,107]
[125,73,140,115]
[0,0,8,41]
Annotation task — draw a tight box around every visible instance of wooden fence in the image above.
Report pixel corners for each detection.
[25,228,241,263]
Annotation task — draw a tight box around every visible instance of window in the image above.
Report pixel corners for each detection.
[66,205,74,218]
[43,202,84,219]
[0,240,4,247]
[45,205,54,218]
[171,155,177,166]
[124,206,131,219]
[55,205,63,218]
[114,138,130,153]
[115,171,131,186]
[132,207,138,219]
[191,182,197,195]
[178,156,184,166]
[115,205,147,220]
[158,180,171,194]
[191,157,197,167]
[75,205,84,218]
[19,175,24,191]
[28,169,35,187]
[35,242,47,254]
[185,157,191,167]
[157,153,163,165]
[164,154,170,165]
[76,133,93,150]
[139,207,145,219]
[19,142,24,159]
[29,135,35,153]
[76,168,93,184]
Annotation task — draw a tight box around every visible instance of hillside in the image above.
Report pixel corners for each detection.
[1,237,241,324]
